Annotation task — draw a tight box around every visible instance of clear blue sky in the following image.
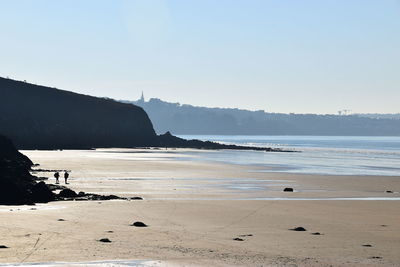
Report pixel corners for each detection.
[1,0,399,114]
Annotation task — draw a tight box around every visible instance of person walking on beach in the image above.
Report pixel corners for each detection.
[54,171,60,184]
[64,171,69,184]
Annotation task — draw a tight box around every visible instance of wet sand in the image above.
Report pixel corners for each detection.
[1,149,399,266]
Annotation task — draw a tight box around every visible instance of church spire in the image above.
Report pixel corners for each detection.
[140,91,145,102]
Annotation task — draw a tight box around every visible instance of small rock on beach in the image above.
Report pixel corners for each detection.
[132,221,148,227]
[290,227,307,231]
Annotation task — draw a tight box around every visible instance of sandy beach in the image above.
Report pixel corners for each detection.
[1,149,399,266]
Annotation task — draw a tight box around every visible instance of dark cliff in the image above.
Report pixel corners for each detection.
[0,77,158,149]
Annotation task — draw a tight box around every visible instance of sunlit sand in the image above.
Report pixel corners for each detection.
[1,149,399,266]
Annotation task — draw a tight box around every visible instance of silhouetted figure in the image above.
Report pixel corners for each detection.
[54,172,60,184]
[64,171,69,184]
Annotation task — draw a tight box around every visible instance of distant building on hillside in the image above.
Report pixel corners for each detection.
[139,91,145,103]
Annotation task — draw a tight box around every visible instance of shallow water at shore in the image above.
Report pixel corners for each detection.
[24,148,400,201]
[179,135,400,176]
[0,260,163,267]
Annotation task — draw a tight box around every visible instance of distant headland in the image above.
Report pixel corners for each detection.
[124,95,400,136]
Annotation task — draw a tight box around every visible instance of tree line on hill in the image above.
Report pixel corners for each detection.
[126,98,400,136]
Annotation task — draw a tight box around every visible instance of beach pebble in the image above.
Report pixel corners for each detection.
[57,219,66,221]
[362,244,373,247]
[385,190,393,193]
[0,245,8,249]
[98,238,112,243]
[311,232,321,235]
[233,238,244,241]
[131,221,148,227]
[130,197,143,200]
[283,187,294,192]
[290,227,307,231]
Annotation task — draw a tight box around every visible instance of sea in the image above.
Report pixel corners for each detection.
[178,135,400,176]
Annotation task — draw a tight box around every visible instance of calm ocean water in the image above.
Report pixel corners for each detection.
[178,135,400,176]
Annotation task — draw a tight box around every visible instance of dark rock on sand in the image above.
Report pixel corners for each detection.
[311,232,321,235]
[283,187,294,192]
[130,197,143,200]
[0,135,55,205]
[80,194,123,201]
[58,188,78,198]
[57,219,66,221]
[47,184,68,191]
[362,244,373,247]
[132,221,148,227]
[290,227,307,231]
[233,238,244,241]
[385,190,393,193]
[55,188,128,202]
[0,245,8,249]
[98,238,112,243]
[31,181,55,203]
[0,134,136,205]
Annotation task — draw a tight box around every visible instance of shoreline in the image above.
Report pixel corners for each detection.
[1,149,399,266]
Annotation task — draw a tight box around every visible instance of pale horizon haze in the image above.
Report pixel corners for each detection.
[0,0,399,114]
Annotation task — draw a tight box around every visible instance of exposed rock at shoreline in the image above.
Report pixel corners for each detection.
[158,131,292,152]
[0,135,54,205]
[0,134,139,205]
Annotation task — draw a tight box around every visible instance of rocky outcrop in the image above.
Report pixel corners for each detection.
[0,135,54,204]
[158,131,289,151]
[0,134,142,205]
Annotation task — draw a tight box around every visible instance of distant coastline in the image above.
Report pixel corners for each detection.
[123,97,400,136]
